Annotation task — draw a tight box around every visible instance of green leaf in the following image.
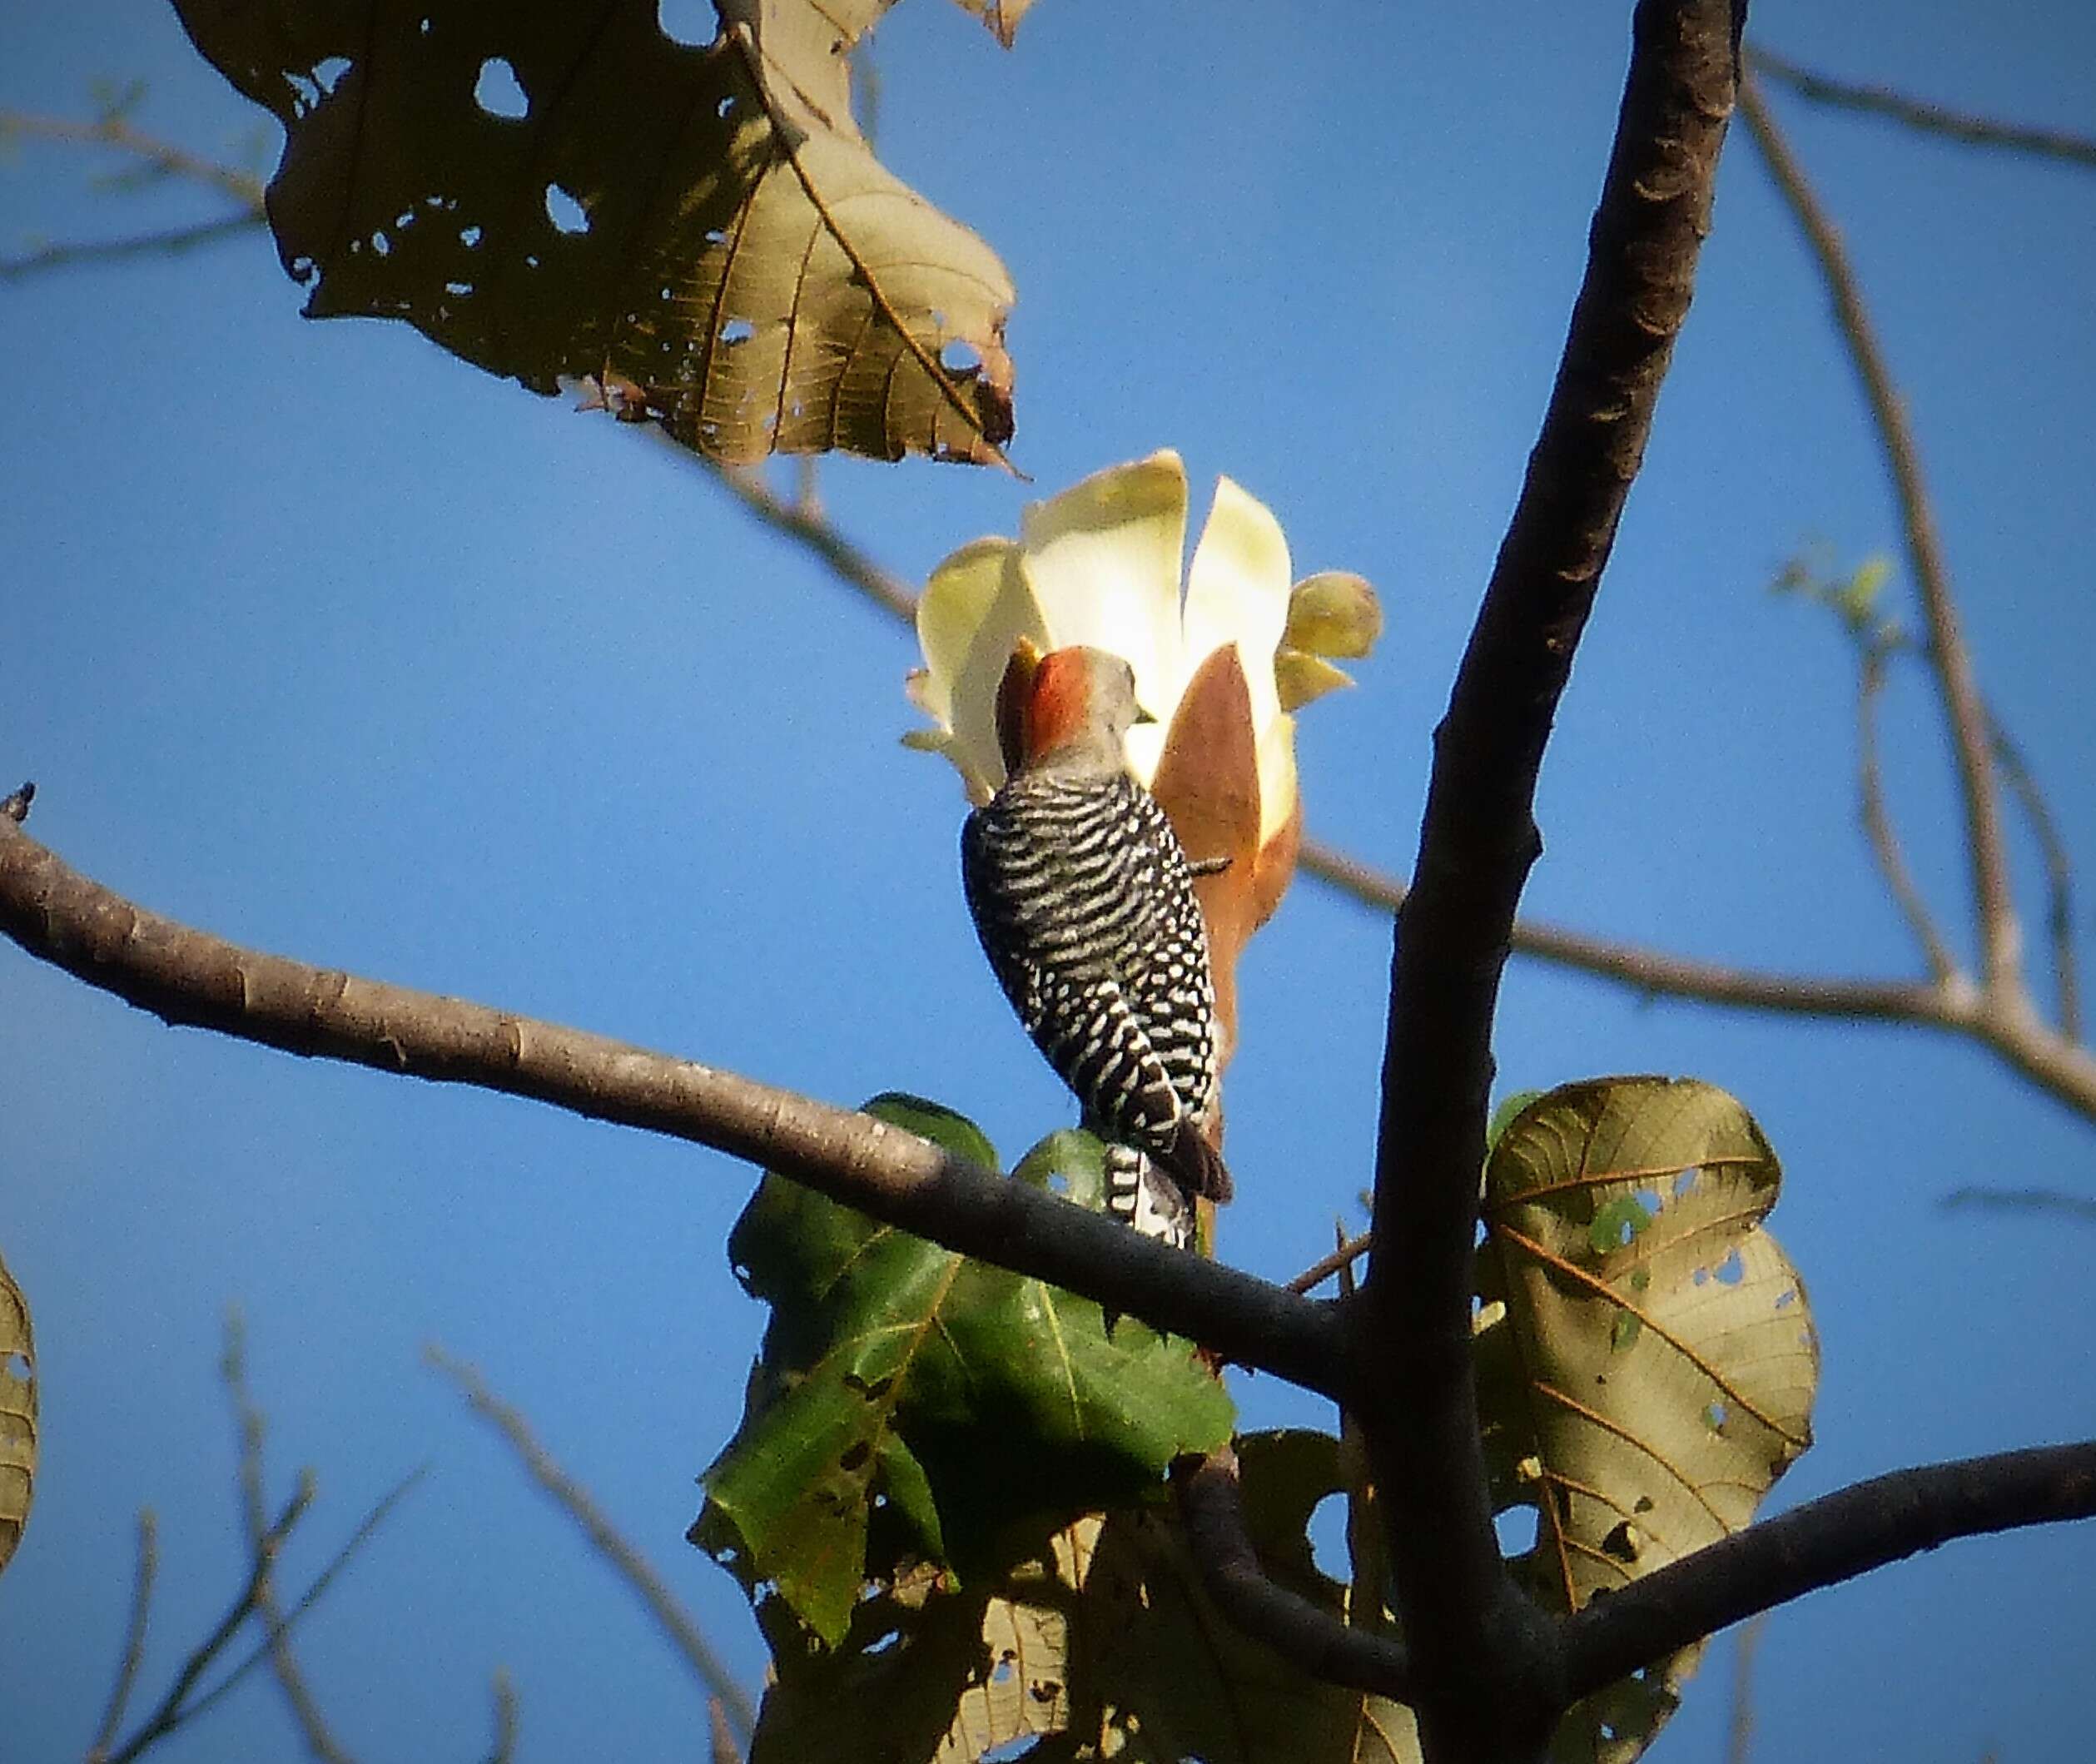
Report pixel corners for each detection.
[1488,1089,1546,1152]
[698,1096,1234,1647]
[1475,1077,1818,1764]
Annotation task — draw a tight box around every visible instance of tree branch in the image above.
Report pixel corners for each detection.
[0,109,267,208]
[1171,1446,1413,1701]
[1987,711,2081,1039]
[86,1511,159,1763]
[0,806,1344,1399]
[1744,46,2096,171]
[1300,835,2096,1125]
[426,1345,757,1743]
[1562,1440,2096,1697]
[223,1313,353,1764]
[1855,643,1959,983]
[1739,76,2021,996]
[1356,5,1745,1759]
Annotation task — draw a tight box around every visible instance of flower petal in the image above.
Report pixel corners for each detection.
[1284,570,1383,659]
[916,536,1049,796]
[1275,649,1355,712]
[1183,475,1292,759]
[1017,450,1190,728]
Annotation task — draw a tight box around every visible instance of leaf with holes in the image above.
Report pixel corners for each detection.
[0,1249,34,1576]
[693,1096,1234,1647]
[741,1431,1420,1764]
[1474,1076,1819,1764]
[172,0,1016,465]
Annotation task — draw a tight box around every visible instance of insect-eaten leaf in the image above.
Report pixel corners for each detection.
[0,1248,35,1577]
[173,0,1016,466]
[744,1429,1423,1764]
[694,1096,1233,1647]
[1474,1076,1819,1764]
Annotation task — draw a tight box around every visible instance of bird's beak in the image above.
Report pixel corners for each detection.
[1133,703,1159,726]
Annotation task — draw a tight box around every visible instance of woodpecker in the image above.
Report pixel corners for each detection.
[961,645,1232,1246]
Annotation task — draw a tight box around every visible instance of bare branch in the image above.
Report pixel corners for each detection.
[0,110,266,208]
[708,1697,744,1764]
[1358,5,1746,1758]
[0,810,1344,1398]
[0,212,265,282]
[1171,1446,1413,1701]
[1942,1185,2096,1225]
[175,1470,424,1737]
[1740,76,2021,996]
[480,1671,519,1764]
[222,1313,353,1764]
[1562,1441,2096,1698]
[1745,46,2096,171]
[426,1344,757,1743]
[712,465,918,622]
[1987,713,2081,1038]
[1300,836,2096,1126]
[86,1511,158,1763]
[1856,645,1959,982]
[101,1480,315,1764]
[1724,1613,1767,1764]
[1301,837,1943,1021]
[1286,1226,1373,1295]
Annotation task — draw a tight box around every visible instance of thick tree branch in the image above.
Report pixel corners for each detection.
[1562,1440,2096,1697]
[1740,77,2021,996]
[1356,5,1746,1759]
[1172,1447,1413,1702]
[1745,46,2096,171]
[0,807,1344,1398]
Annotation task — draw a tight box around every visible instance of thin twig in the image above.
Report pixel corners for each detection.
[223,1312,354,1764]
[1856,644,1959,982]
[425,1345,759,1744]
[1942,1186,2096,1225]
[708,1697,744,1764]
[1987,712,2081,1038]
[713,464,918,622]
[101,1481,315,1764]
[85,1511,159,1762]
[1171,1446,1413,1700]
[173,1469,424,1737]
[1725,1612,1768,1764]
[1745,46,2096,171]
[1287,1228,1373,1295]
[0,212,266,281]
[0,111,266,208]
[1741,75,2021,997]
[0,810,1345,1398]
[1299,837,1946,1022]
[480,1670,519,1764]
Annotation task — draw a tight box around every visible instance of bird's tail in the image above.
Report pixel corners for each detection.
[1163,1126,1234,1206]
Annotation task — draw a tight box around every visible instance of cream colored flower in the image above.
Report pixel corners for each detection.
[906,452,1378,1040]
[906,450,1377,836]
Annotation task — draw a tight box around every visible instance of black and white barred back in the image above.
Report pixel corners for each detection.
[961,768,1227,1225]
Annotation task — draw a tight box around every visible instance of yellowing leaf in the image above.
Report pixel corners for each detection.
[173,0,1016,466]
[1476,1077,1819,1764]
[0,1250,34,1576]
[744,1434,1421,1764]
[1283,571,1383,659]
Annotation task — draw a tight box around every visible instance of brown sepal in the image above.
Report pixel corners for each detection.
[1150,646,1263,1066]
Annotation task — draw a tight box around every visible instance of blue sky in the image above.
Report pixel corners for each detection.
[2,2,2093,1760]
